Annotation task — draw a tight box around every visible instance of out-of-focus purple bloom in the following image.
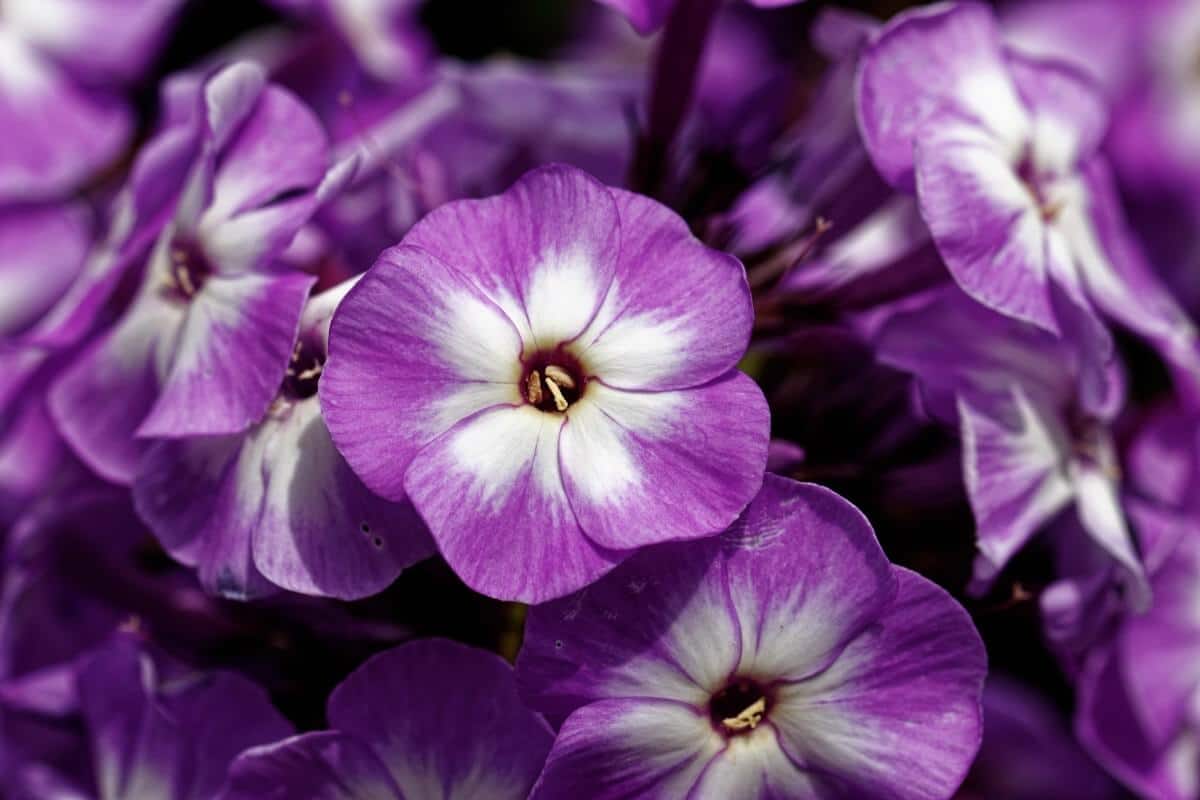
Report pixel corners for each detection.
[517,475,985,799]
[956,676,1121,799]
[858,2,1200,403]
[877,288,1147,605]
[321,164,769,602]
[1077,526,1200,800]
[268,0,431,85]
[220,638,552,800]
[2,630,292,800]
[0,0,183,202]
[309,58,640,274]
[721,8,943,317]
[132,279,434,601]
[597,0,803,36]
[49,61,354,485]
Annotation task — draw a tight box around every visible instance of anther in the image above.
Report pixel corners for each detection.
[526,370,543,406]
[544,374,569,412]
[721,697,766,732]
[543,365,576,390]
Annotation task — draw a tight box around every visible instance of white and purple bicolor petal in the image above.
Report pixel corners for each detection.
[877,288,1148,603]
[132,280,434,601]
[857,1,1200,401]
[518,475,986,800]
[219,639,553,800]
[50,62,352,485]
[321,164,769,602]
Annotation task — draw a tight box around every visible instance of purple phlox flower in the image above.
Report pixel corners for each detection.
[876,287,1149,608]
[597,0,804,37]
[957,675,1122,800]
[858,2,1200,406]
[1,630,292,800]
[219,638,552,800]
[516,475,985,799]
[1076,523,1200,800]
[320,164,769,602]
[132,278,435,601]
[49,61,357,486]
[267,0,431,85]
[0,0,184,202]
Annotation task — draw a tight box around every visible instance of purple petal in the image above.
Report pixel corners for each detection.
[1118,532,1200,751]
[558,374,769,550]
[518,537,736,721]
[0,30,130,201]
[321,245,524,502]
[0,203,90,338]
[137,271,315,438]
[49,298,179,485]
[1077,647,1199,800]
[327,639,553,799]
[403,405,624,601]
[79,634,293,800]
[574,190,752,391]
[249,398,435,599]
[857,2,1028,190]
[720,478,898,682]
[203,85,328,227]
[770,568,986,800]
[593,0,675,35]
[958,388,1074,586]
[530,699,722,799]
[6,0,185,84]
[400,163,621,350]
[219,732,402,800]
[134,435,277,600]
[912,109,1058,333]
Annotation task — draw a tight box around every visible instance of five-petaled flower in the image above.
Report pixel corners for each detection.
[321,163,770,602]
[517,475,987,799]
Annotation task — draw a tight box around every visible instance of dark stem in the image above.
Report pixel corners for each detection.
[629,0,722,196]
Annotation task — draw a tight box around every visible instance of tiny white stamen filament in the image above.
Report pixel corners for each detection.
[721,697,766,732]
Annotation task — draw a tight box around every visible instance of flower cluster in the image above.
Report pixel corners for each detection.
[2,1,1197,798]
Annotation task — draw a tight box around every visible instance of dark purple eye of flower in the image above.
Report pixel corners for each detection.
[709,678,769,736]
[163,237,213,300]
[281,336,326,400]
[521,350,587,413]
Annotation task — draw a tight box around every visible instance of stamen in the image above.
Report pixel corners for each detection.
[721,697,766,732]
[543,365,576,390]
[526,370,543,406]
[544,373,570,412]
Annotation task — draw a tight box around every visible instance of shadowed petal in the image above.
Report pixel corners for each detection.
[218,732,402,800]
[328,639,553,800]
[137,271,315,438]
[530,699,722,799]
